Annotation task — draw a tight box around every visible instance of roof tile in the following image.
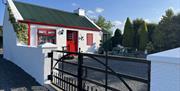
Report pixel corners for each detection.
[14,1,98,30]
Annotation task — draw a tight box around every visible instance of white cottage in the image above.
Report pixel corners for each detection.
[2,0,102,84]
[3,0,102,54]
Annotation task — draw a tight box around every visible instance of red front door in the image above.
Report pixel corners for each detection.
[67,31,78,52]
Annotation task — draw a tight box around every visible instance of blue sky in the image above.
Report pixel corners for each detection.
[0,0,180,30]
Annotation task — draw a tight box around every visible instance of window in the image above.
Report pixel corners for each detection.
[87,33,93,45]
[67,33,73,40]
[38,29,56,45]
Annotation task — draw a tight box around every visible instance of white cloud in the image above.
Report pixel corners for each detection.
[86,8,104,19]
[95,8,104,13]
[87,10,95,14]
[86,8,104,18]
[88,15,97,19]
[72,3,79,7]
[113,21,122,25]
[86,10,97,19]
[112,20,125,34]
[144,19,151,23]
[159,16,162,21]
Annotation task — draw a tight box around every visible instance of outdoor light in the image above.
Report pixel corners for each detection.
[58,29,64,35]
[79,35,84,40]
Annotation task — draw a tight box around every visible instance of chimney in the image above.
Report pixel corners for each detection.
[74,8,85,16]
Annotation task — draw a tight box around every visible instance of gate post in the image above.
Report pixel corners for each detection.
[47,51,53,82]
[77,53,83,91]
[147,48,180,91]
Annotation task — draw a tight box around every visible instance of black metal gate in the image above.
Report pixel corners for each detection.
[48,50,151,91]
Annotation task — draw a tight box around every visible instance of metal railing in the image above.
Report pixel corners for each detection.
[48,50,151,91]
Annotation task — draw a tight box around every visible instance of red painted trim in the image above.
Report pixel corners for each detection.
[38,28,56,31]
[87,33,93,46]
[18,20,101,31]
[28,23,31,45]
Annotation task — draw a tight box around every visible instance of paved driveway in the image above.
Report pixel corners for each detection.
[59,56,149,91]
[0,54,42,91]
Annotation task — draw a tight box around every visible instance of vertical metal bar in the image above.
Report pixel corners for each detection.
[104,33,108,91]
[105,51,108,91]
[77,53,83,91]
[62,47,64,77]
[148,61,151,91]
[85,68,88,78]
[50,51,53,82]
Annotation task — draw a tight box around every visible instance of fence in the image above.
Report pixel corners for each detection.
[48,50,151,91]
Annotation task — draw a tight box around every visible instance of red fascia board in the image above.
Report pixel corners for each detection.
[38,28,56,31]
[18,20,101,31]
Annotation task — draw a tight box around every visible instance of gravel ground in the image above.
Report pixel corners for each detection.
[57,56,149,91]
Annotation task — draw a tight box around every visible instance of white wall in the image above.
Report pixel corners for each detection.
[29,24,101,53]
[3,5,17,61]
[77,29,101,53]
[56,27,101,53]
[42,47,58,84]
[30,25,38,47]
[3,5,52,85]
[12,46,45,84]
[147,48,180,91]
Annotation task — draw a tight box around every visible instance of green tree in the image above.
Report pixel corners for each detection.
[0,26,2,36]
[122,17,135,48]
[147,23,157,42]
[95,15,114,35]
[112,28,122,47]
[133,18,145,49]
[159,9,174,24]
[153,9,180,51]
[138,22,148,51]
[0,26,2,48]
[95,15,114,51]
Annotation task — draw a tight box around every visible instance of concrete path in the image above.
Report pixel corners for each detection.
[0,54,47,91]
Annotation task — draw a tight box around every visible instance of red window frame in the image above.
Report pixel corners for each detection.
[87,33,93,45]
[37,28,56,45]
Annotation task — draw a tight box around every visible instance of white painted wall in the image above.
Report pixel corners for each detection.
[11,46,45,84]
[29,24,101,53]
[77,29,101,53]
[3,5,53,85]
[74,8,85,16]
[3,5,17,61]
[147,48,180,91]
[41,45,58,84]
